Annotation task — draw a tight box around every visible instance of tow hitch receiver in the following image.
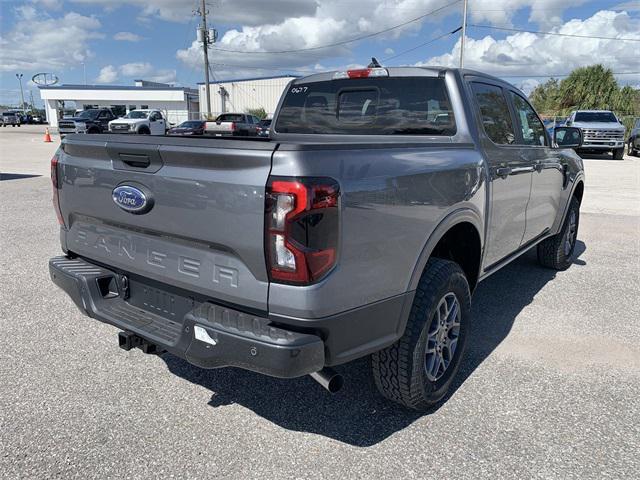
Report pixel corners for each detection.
[118,331,164,355]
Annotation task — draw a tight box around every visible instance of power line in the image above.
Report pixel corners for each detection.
[383,27,461,62]
[209,0,461,54]
[470,24,640,42]
[207,29,459,74]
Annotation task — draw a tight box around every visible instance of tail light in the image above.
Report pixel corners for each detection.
[230,122,236,131]
[51,152,65,226]
[265,177,340,285]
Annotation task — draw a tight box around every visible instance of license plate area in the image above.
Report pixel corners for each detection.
[126,277,197,322]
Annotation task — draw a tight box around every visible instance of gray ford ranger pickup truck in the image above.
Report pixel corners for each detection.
[49,67,585,410]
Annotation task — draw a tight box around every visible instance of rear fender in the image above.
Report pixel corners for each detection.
[408,208,484,291]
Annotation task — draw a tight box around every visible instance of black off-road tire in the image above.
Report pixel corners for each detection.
[628,140,637,157]
[537,196,580,270]
[613,147,624,160]
[371,258,471,411]
[138,126,150,135]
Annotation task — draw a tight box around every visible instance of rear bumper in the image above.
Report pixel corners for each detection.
[49,256,325,378]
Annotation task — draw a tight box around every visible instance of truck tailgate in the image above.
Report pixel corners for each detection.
[205,122,234,133]
[57,135,275,311]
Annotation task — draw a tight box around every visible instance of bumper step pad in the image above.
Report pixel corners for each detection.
[49,255,324,377]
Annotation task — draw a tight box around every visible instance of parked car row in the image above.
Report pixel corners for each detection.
[58,108,168,136]
[57,108,273,138]
[1,111,46,126]
[166,115,272,137]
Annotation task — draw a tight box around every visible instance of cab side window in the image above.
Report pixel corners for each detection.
[510,92,547,146]
[471,82,516,145]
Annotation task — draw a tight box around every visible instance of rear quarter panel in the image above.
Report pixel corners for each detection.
[269,143,486,318]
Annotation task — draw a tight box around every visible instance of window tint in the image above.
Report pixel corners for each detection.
[471,82,515,145]
[574,111,617,122]
[510,92,547,146]
[275,77,456,135]
[338,89,379,122]
[217,114,244,123]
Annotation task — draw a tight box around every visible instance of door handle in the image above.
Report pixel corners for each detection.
[510,166,535,175]
[119,153,150,168]
[496,167,512,178]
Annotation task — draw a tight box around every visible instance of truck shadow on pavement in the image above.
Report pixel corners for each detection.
[161,241,586,447]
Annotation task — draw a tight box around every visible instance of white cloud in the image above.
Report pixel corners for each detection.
[384,47,395,55]
[146,69,177,83]
[96,65,118,83]
[94,63,177,84]
[0,9,103,73]
[516,78,541,95]
[419,10,640,78]
[468,0,588,29]
[120,62,153,77]
[175,0,598,78]
[30,0,63,9]
[114,32,143,42]
[71,0,317,24]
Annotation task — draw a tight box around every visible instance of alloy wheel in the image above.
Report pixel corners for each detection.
[564,209,577,257]
[425,292,461,382]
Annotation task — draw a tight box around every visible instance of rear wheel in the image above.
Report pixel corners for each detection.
[613,147,624,160]
[371,258,471,411]
[537,196,580,270]
[628,139,637,157]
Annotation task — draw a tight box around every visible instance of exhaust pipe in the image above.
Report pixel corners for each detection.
[310,368,344,394]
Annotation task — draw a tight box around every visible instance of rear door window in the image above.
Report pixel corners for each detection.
[470,82,516,145]
[217,114,244,122]
[509,92,547,146]
[275,77,455,135]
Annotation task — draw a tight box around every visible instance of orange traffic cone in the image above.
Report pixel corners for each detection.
[44,128,53,143]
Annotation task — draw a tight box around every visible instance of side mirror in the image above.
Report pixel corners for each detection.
[554,126,582,149]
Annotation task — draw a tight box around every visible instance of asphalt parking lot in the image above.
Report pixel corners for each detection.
[1,125,639,479]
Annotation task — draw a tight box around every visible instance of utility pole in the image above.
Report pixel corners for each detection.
[459,0,468,68]
[196,0,212,119]
[29,90,36,112]
[16,73,26,114]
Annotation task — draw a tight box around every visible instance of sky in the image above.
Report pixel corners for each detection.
[0,0,638,108]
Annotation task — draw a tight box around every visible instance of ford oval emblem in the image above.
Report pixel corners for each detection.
[112,185,152,214]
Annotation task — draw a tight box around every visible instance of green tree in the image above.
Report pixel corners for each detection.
[246,107,267,119]
[528,64,639,131]
[529,78,561,116]
[557,65,620,111]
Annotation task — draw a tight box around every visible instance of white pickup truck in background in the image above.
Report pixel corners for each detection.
[566,110,626,159]
[108,109,167,135]
[205,113,261,137]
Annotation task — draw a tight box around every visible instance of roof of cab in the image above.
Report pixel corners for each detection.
[292,66,513,87]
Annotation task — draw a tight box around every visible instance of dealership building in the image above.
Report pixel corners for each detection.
[198,75,299,119]
[38,80,199,128]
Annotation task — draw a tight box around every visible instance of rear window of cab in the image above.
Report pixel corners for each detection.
[275,77,456,136]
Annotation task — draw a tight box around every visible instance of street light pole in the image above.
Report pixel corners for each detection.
[16,73,26,114]
[459,0,468,68]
